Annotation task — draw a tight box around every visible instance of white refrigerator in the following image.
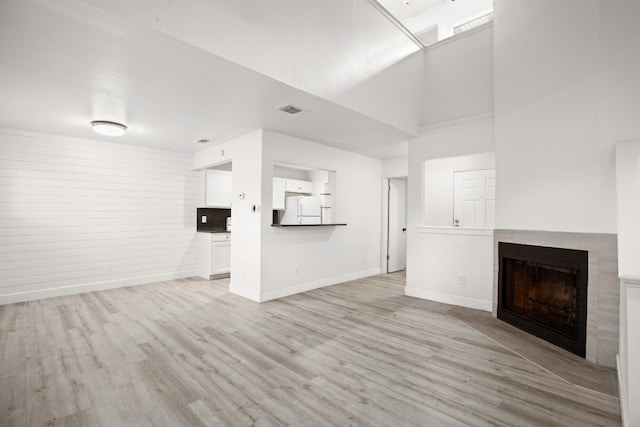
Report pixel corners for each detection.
[281,196,322,224]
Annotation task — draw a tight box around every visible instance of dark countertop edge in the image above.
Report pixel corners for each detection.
[271,224,347,227]
[197,230,231,233]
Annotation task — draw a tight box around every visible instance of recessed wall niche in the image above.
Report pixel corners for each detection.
[423,152,495,228]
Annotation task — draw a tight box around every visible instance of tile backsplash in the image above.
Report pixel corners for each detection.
[197,208,231,231]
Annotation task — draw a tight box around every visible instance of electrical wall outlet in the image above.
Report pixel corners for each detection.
[201,215,207,223]
[295,266,300,275]
[458,274,465,285]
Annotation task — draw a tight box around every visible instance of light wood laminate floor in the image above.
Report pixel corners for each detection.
[0,273,621,426]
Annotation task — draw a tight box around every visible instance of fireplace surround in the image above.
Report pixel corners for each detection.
[497,242,588,357]
[493,230,619,368]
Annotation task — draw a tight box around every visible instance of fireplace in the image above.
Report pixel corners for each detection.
[497,242,588,357]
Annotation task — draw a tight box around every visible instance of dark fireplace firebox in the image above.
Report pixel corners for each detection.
[497,242,588,357]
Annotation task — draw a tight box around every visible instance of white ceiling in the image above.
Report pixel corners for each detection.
[0,0,413,157]
[376,0,445,21]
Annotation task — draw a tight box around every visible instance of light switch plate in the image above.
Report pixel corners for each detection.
[201,216,207,223]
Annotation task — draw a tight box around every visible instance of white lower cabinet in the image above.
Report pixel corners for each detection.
[198,232,231,279]
[211,234,231,275]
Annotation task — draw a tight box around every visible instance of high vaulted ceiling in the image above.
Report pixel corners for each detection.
[377,0,444,21]
[0,0,427,158]
[0,0,495,158]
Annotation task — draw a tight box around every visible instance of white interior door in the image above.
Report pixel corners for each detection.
[453,169,496,228]
[388,178,407,273]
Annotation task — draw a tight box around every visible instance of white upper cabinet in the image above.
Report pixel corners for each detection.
[273,177,286,210]
[284,178,313,194]
[273,178,313,210]
[206,170,232,208]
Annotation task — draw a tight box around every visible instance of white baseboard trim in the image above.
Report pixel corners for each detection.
[404,287,492,312]
[0,270,197,305]
[617,354,629,427]
[259,268,382,302]
[228,283,261,303]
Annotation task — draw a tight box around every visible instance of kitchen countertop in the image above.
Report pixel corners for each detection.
[197,229,230,233]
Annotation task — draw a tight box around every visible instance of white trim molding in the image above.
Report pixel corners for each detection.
[259,268,382,302]
[229,283,261,303]
[405,287,492,312]
[618,276,640,427]
[415,226,494,237]
[0,270,197,305]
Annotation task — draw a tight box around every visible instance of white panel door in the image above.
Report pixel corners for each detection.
[453,169,496,228]
[388,178,407,273]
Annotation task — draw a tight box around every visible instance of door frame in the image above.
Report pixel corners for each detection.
[382,176,408,273]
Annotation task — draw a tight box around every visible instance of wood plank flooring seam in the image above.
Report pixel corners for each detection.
[448,313,620,400]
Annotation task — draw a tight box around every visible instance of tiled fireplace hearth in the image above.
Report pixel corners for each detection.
[493,230,619,368]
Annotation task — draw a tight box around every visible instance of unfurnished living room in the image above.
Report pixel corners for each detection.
[1,0,639,426]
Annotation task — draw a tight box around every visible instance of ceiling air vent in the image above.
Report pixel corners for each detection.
[276,104,308,115]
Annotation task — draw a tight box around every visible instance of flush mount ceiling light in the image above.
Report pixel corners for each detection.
[90,120,127,137]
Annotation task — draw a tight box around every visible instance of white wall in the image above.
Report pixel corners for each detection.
[273,166,307,181]
[601,8,640,421]
[422,26,494,126]
[382,156,408,178]
[0,128,199,304]
[598,1,640,156]
[423,152,494,227]
[406,228,493,311]
[193,131,264,301]
[260,131,382,301]
[616,140,640,427]
[615,140,640,279]
[408,116,494,229]
[494,0,640,234]
[406,116,494,310]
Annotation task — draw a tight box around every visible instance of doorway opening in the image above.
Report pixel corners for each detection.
[386,177,407,273]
